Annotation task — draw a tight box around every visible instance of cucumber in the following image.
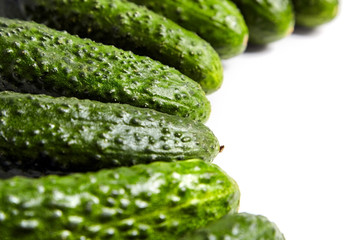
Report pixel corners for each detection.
[0,17,210,122]
[0,0,223,93]
[231,0,295,45]
[0,91,220,172]
[181,213,285,240]
[292,0,339,27]
[126,0,249,59]
[0,160,240,240]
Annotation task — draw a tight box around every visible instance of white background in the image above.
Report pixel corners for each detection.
[207,1,360,240]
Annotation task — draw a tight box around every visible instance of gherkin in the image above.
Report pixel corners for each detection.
[0,91,219,173]
[292,0,339,27]
[0,17,211,122]
[0,160,240,240]
[0,0,223,93]
[126,0,249,58]
[231,0,295,45]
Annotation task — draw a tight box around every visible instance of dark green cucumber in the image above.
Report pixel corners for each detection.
[0,17,210,122]
[181,213,285,240]
[0,91,220,172]
[232,0,295,45]
[127,0,249,59]
[0,160,240,240]
[0,0,223,93]
[292,0,339,27]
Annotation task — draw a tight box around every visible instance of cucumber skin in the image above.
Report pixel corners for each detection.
[232,0,295,45]
[127,0,249,59]
[0,91,219,172]
[182,213,285,240]
[0,17,210,122]
[292,0,339,27]
[0,160,240,240]
[0,0,223,93]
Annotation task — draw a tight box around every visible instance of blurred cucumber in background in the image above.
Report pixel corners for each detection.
[231,0,295,45]
[127,0,249,59]
[292,0,339,28]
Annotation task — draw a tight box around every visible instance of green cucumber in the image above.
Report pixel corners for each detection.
[0,91,220,172]
[232,0,295,45]
[292,0,339,27]
[0,160,240,240]
[0,17,210,122]
[181,213,285,240]
[0,0,223,93]
[127,0,249,59]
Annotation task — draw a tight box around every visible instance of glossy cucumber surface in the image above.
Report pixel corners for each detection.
[0,160,240,240]
[127,0,249,58]
[0,0,223,93]
[0,17,210,122]
[292,0,339,27]
[232,0,295,45]
[0,91,220,172]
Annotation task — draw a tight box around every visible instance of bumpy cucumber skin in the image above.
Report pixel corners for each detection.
[0,160,240,240]
[0,91,220,172]
[182,213,285,240]
[292,0,339,27]
[127,0,249,59]
[232,0,295,45]
[0,0,223,93]
[0,17,210,122]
